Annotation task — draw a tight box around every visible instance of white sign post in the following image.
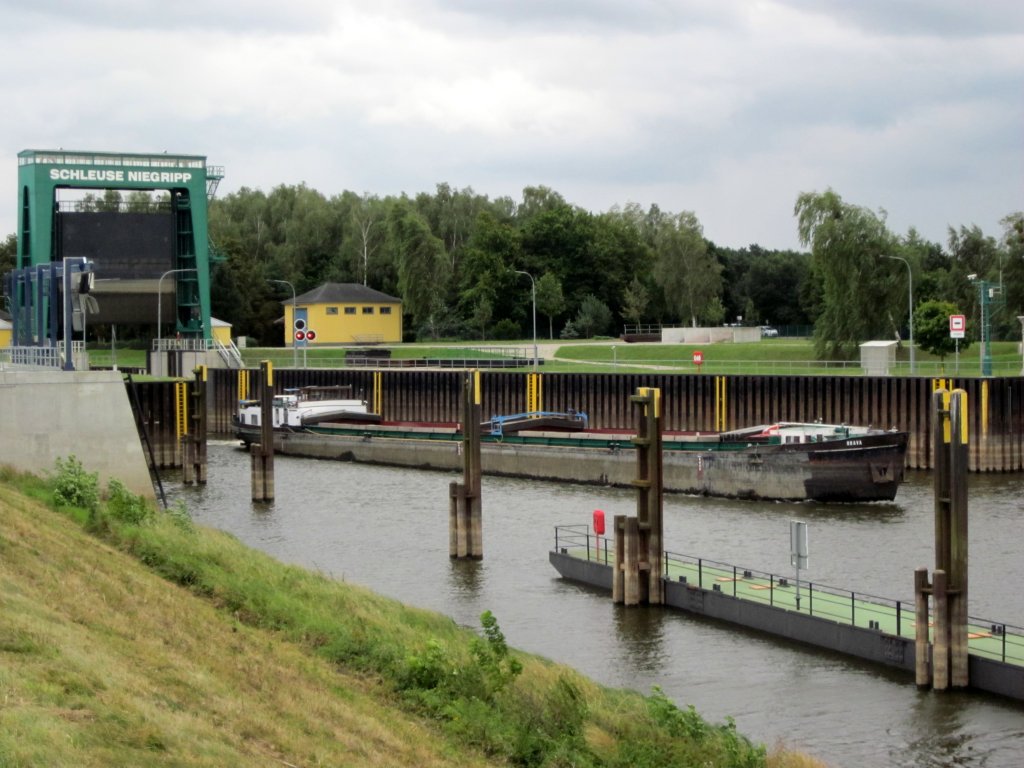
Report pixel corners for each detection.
[790,520,809,610]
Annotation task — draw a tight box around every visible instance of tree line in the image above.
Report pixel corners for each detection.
[1,185,1021,359]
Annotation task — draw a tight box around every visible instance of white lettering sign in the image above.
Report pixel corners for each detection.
[126,171,193,183]
[49,168,125,182]
[47,168,194,185]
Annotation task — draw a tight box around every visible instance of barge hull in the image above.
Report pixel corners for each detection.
[243,428,906,502]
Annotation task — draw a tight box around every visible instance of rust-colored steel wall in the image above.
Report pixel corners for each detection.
[126,379,181,469]
[173,369,1024,472]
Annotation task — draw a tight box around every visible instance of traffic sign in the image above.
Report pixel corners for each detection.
[693,350,704,366]
[306,329,317,341]
[950,314,965,339]
[294,330,306,341]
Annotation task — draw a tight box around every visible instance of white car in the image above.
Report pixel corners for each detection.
[760,326,779,338]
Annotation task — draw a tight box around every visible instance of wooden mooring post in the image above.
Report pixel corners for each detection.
[613,387,664,606]
[449,371,483,559]
[181,365,208,485]
[915,388,969,690]
[251,360,275,502]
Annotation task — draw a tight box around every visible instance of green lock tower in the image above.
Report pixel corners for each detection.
[14,149,223,344]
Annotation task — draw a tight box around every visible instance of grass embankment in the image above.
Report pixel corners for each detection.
[0,462,826,768]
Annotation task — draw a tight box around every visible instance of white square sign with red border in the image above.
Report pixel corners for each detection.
[950,314,966,339]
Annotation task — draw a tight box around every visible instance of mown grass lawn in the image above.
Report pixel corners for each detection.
[85,338,1023,377]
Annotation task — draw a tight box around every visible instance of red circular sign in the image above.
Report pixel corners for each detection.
[294,330,306,341]
[306,329,317,341]
[693,350,704,365]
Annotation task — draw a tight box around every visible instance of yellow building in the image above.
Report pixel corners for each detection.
[282,283,403,345]
[0,317,11,348]
[210,317,233,345]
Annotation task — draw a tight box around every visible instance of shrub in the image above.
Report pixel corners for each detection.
[469,609,522,698]
[105,479,153,525]
[490,318,521,341]
[164,499,194,532]
[52,456,99,513]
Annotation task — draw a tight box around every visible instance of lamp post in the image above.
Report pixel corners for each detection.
[884,255,914,375]
[515,270,537,372]
[269,279,298,368]
[157,267,197,349]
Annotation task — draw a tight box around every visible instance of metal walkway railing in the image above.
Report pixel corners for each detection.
[553,525,1024,667]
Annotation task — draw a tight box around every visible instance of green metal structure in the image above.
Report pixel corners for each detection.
[971,278,1003,377]
[16,149,223,340]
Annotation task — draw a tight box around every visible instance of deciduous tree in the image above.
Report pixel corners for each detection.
[652,211,721,327]
[390,202,449,335]
[573,294,613,338]
[536,272,565,339]
[621,276,649,327]
[915,300,971,362]
[1,233,15,276]
[795,189,896,358]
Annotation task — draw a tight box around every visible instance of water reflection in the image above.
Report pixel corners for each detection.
[447,558,484,601]
[611,603,668,674]
[167,443,1024,768]
[896,691,974,768]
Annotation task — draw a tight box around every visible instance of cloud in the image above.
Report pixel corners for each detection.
[775,0,1024,38]
[0,0,1020,251]
[0,0,335,33]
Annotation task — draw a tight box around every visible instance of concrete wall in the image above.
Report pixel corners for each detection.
[0,370,154,500]
[149,348,230,377]
[662,327,760,344]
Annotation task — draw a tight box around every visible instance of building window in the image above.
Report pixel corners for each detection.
[326,306,339,315]
[362,306,374,315]
[344,307,356,315]
[380,306,392,315]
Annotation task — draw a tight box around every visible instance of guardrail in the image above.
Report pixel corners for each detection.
[596,358,1024,377]
[152,338,219,352]
[0,343,87,370]
[238,348,538,369]
[553,525,1024,666]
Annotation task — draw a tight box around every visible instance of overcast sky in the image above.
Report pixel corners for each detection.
[1,0,1021,251]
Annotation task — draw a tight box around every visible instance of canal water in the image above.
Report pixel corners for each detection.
[167,442,1024,768]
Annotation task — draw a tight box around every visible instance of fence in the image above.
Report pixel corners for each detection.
[1,343,87,370]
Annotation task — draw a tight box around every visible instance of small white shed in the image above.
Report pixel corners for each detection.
[860,340,898,376]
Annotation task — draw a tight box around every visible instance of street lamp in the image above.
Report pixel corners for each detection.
[514,270,537,372]
[884,255,914,375]
[269,279,298,368]
[157,267,197,349]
